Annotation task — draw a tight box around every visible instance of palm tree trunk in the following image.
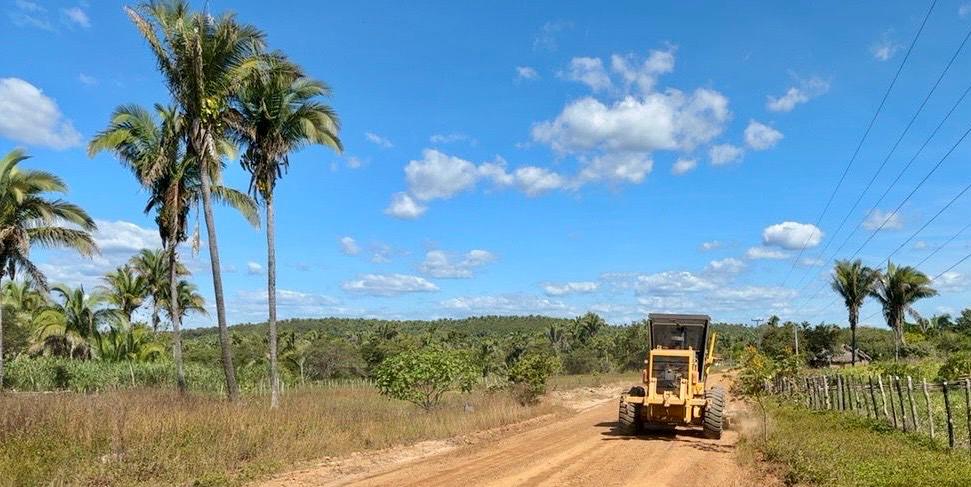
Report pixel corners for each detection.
[194,126,240,402]
[151,303,160,333]
[266,194,280,409]
[850,306,858,367]
[0,276,5,391]
[167,243,187,394]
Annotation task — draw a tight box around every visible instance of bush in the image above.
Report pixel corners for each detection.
[936,352,971,381]
[507,352,561,405]
[560,347,610,375]
[373,348,477,410]
[3,357,225,393]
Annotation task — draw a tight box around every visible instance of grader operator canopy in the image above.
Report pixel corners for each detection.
[648,314,711,382]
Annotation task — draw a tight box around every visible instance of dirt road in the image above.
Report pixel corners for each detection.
[265,377,750,487]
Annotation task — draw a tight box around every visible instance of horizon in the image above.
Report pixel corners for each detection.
[3,0,971,329]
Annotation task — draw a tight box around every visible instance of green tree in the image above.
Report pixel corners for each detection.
[31,285,111,359]
[870,262,937,361]
[160,279,206,323]
[0,150,97,387]
[507,351,561,405]
[129,249,168,332]
[374,348,477,411]
[99,264,148,324]
[738,345,774,443]
[90,103,257,393]
[126,0,267,401]
[831,259,879,366]
[229,65,342,408]
[571,312,605,346]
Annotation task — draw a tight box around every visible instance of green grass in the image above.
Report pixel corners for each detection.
[742,403,971,486]
[547,371,641,390]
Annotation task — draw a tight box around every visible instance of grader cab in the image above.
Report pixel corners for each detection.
[618,313,725,438]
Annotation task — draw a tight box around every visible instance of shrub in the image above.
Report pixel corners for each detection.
[936,352,971,381]
[507,352,561,405]
[373,348,477,410]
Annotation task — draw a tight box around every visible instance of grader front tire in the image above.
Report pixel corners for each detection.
[618,401,641,435]
[703,386,726,439]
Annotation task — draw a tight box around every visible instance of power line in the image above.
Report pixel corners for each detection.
[789,23,971,292]
[779,0,939,287]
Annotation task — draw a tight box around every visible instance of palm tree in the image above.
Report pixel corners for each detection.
[94,316,166,385]
[129,249,169,332]
[0,149,97,387]
[229,67,341,407]
[125,0,267,401]
[100,264,148,324]
[90,103,257,394]
[31,285,111,359]
[870,262,938,361]
[831,259,879,366]
[160,279,207,323]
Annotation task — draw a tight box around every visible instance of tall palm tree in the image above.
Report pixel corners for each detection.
[125,0,267,401]
[870,262,938,361]
[100,264,148,324]
[90,103,257,394]
[229,67,341,408]
[0,149,97,387]
[160,279,207,322]
[831,259,879,366]
[129,249,169,332]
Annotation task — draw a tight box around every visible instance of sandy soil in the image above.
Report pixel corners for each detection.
[261,375,754,487]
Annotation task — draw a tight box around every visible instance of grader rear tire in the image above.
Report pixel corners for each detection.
[618,401,641,435]
[703,386,726,439]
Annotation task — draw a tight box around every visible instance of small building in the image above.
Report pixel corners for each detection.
[820,344,872,367]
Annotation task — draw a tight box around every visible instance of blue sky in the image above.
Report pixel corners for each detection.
[3,0,971,328]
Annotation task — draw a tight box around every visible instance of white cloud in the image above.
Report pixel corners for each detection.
[609,48,675,94]
[364,132,393,148]
[745,246,789,260]
[633,271,716,296]
[342,273,439,296]
[935,271,968,292]
[339,236,360,255]
[419,249,496,278]
[871,33,901,62]
[440,294,570,316]
[533,20,572,52]
[671,158,697,175]
[533,89,730,154]
[762,221,823,249]
[708,144,744,165]
[543,281,599,296]
[246,261,263,275]
[404,149,482,200]
[92,220,162,254]
[385,192,427,219]
[369,243,392,264]
[62,6,90,28]
[512,166,567,195]
[10,0,53,31]
[516,66,540,80]
[705,257,745,275]
[766,77,830,112]
[913,240,929,250]
[430,133,476,145]
[344,156,364,169]
[961,3,971,17]
[744,120,783,150]
[799,257,824,267]
[0,78,81,149]
[78,73,97,86]
[700,240,721,251]
[577,152,653,184]
[863,209,903,231]
[564,57,613,92]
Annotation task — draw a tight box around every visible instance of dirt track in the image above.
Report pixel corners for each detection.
[263,376,750,487]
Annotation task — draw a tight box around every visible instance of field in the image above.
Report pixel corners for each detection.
[0,383,558,486]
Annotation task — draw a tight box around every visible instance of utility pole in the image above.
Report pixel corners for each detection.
[793,324,800,356]
[752,318,764,348]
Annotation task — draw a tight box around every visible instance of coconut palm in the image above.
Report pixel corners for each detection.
[100,264,148,324]
[0,149,97,387]
[125,0,267,401]
[870,262,938,361]
[228,66,341,407]
[31,285,111,359]
[160,279,207,322]
[129,249,169,332]
[90,103,257,393]
[831,259,879,366]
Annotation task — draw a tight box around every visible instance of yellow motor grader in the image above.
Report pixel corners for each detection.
[618,313,724,438]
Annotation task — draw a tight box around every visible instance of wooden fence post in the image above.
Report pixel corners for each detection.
[824,376,832,410]
[907,376,919,432]
[965,379,971,454]
[944,381,956,449]
[848,376,857,413]
[835,375,843,410]
[895,376,908,432]
[923,379,935,440]
[869,376,878,419]
[804,377,812,408]
[880,376,896,426]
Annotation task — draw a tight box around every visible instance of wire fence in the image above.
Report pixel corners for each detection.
[771,373,971,452]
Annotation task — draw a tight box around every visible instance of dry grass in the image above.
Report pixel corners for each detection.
[0,386,556,486]
[547,371,641,391]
